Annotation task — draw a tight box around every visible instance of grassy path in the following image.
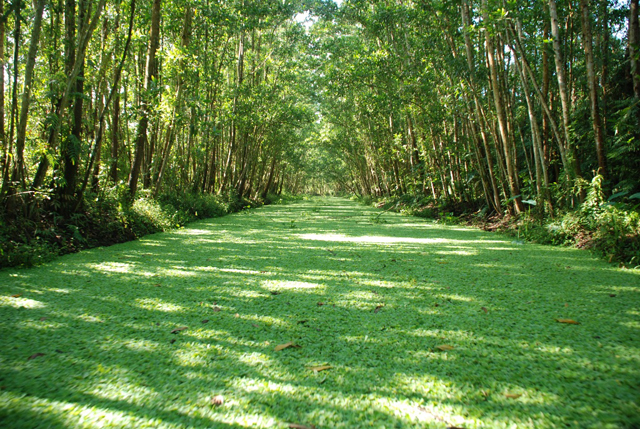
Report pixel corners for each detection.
[1,197,639,428]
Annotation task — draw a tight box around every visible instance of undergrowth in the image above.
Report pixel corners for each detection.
[0,187,293,269]
[357,176,640,267]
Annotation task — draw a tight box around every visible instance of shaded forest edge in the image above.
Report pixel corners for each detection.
[0,190,293,269]
[359,175,640,268]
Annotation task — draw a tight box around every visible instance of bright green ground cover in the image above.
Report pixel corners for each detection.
[1,197,639,429]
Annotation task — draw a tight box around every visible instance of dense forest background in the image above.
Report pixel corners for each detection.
[1,0,639,267]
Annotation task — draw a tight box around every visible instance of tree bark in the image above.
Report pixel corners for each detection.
[0,0,7,196]
[630,0,640,99]
[12,0,46,187]
[548,0,582,182]
[482,0,524,213]
[461,0,502,214]
[31,0,106,189]
[579,0,608,180]
[128,0,161,198]
[154,6,192,197]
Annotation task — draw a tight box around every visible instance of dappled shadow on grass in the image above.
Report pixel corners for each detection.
[1,197,639,428]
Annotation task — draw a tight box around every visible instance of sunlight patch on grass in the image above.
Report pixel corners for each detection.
[135,297,186,312]
[195,266,264,275]
[0,296,46,309]
[89,375,159,404]
[298,232,451,245]
[91,261,134,273]
[119,338,161,353]
[0,392,172,429]
[157,268,198,277]
[262,279,325,291]
[173,229,213,236]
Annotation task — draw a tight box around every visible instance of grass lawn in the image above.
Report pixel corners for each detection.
[1,197,639,428]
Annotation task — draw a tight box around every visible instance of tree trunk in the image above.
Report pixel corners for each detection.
[31,0,106,190]
[128,0,161,198]
[461,0,502,214]
[548,0,582,182]
[76,0,135,207]
[630,0,640,99]
[579,0,608,180]
[59,0,85,212]
[0,0,7,197]
[154,6,192,197]
[12,0,46,188]
[482,0,524,213]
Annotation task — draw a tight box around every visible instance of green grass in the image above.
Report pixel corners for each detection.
[1,197,639,428]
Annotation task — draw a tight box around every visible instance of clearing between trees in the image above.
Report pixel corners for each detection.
[1,197,639,428]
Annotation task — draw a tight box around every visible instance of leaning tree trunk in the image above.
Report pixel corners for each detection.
[482,0,524,213]
[154,6,192,197]
[548,0,582,183]
[0,0,7,197]
[579,0,608,181]
[31,0,106,190]
[11,0,46,188]
[128,0,161,198]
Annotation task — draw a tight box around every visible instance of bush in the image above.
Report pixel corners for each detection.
[502,176,640,266]
[0,188,259,270]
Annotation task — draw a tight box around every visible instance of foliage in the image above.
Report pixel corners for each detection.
[0,190,253,270]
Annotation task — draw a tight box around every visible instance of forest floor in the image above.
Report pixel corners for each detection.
[1,197,639,429]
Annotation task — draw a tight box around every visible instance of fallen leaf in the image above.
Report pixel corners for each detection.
[252,323,260,328]
[310,365,332,372]
[39,317,48,321]
[170,339,176,344]
[317,302,324,306]
[275,342,300,351]
[505,393,522,399]
[437,261,448,264]
[288,424,316,429]
[556,319,580,325]
[171,326,188,334]
[235,313,240,318]
[481,307,488,313]
[564,303,569,307]
[447,426,466,429]
[610,294,617,297]
[213,306,221,312]
[201,319,209,324]
[434,303,440,307]
[436,345,455,351]
[211,395,224,406]
[28,353,45,360]
[270,291,281,295]
[154,284,161,287]
[297,320,308,324]
[374,305,384,313]
[11,294,21,298]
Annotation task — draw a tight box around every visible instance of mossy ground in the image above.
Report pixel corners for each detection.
[1,197,639,428]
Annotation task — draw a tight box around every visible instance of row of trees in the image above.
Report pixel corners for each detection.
[2,0,639,223]
[314,0,640,215]
[0,0,322,218]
